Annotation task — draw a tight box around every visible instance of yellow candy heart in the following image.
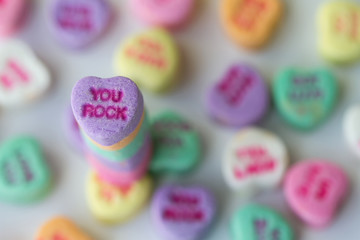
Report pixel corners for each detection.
[36,217,93,240]
[113,28,179,93]
[86,171,152,224]
[318,1,360,64]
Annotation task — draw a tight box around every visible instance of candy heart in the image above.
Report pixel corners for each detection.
[36,217,93,240]
[50,0,111,49]
[318,1,360,64]
[273,68,338,130]
[151,185,216,240]
[0,0,26,37]
[343,105,360,158]
[221,0,283,49]
[0,40,50,107]
[71,76,144,147]
[231,204,294,240]
[223,127,288,196]
[0,136,51,204]
[130,0,195,28]
[284,160,349,228]
[206,64,269,126]
[87,171,152,224]
[150,111,201,175]
[113,28,179,93]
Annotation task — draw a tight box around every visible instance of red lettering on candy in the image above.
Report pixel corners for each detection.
[58,5,93,32]
[0,59,30,90]
[336,11,359,40]
[163,208,204,222]
[82,104,128,120]
[170,193,199,205]
[234,0,266,30]
[90,88,124,103]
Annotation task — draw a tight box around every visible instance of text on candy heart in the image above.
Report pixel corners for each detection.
[58,5,93,32]
[336,10,359,40]
[254,219,281,240]
[162,192,204,222]
[0,60,30,90]
[125,37,167,69]
[82,87,128,120]
[234,146,277,179]
[288,76,323,101]
[3,151,34,184]
[233,0,267,30]
[218,67,254,105]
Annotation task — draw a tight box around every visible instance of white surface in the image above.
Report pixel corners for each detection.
[1,0,360,239]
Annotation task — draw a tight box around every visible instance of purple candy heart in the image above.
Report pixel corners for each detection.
[50,0,111,49]
[151,185,216,240]
[71,76,144,146]
[206,64,269,127]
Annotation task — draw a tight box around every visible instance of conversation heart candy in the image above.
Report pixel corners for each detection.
[36,217,93,240]
[64,105,84,153]
[87,171,152,224]
[130,0,195,28]
[231,204,294,240]
[284,160,349,228]
[50,0,111,49]
[150,111,201,175]
[0,0,26,37]
[223,127,288,196]
[273,68,338,130]
[343,105,360,158]
[113,28,179,93]
[207,64,269,126]
[0,136,51,204]
[0,40,50,107]
[318,1,360,64]
[221,0,283,49]
[151,185,216,240]
[71,76,144,147]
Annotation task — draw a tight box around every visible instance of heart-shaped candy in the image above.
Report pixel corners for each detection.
[151,185,216,240]
[0,136,51,204]
[223,127,288,196]
[71,76,144,147]
[284,160,349,228]
[87,171,152,224]
[0,40,50,107]
[150,111,201,175]
[131,0,195,28]
[50,0,111,49]
[221,0,283,49]
[113,28,179,93]
[273,68,338,130]
[231,204,294,240]
[36,217,93,240]
[343,105,360,158]
[0,0,26,37]
[207,64,269,126]
[318,1,360,64]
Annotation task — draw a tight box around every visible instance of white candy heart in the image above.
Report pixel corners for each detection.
[343,105,360,158]
[0,40,50,107]
[223,127,288,195]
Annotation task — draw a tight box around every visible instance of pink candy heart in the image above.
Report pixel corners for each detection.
[0,0,26,37]
[284,160,349,228]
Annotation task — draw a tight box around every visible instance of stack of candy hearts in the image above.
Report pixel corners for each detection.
[71,76,152,224]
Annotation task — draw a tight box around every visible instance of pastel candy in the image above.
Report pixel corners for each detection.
[113,28,179,93]
[151,185,216,240]
[64,105,84,153]
[150,111,201,174]
[273,68,338,130]
[130,0,195,28]
[207,64,269,126]
[36,217,93,240]
[343,105,360,158]
[0,136,51,204]
[50,0,111,49]
[284,160,349,228]
[71,76,144,147]
[318,1,360,64]
[231,204,293,240]
[221,0,283,49]
[223,127,288,195]
[87,171,152,224]
[0,40,50,107]
[0,0,26,37]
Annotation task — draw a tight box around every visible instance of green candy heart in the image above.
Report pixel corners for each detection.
[0,136,51,204]
[231,204,293,240]
[150,111,201,175]
[273,68,338,130]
